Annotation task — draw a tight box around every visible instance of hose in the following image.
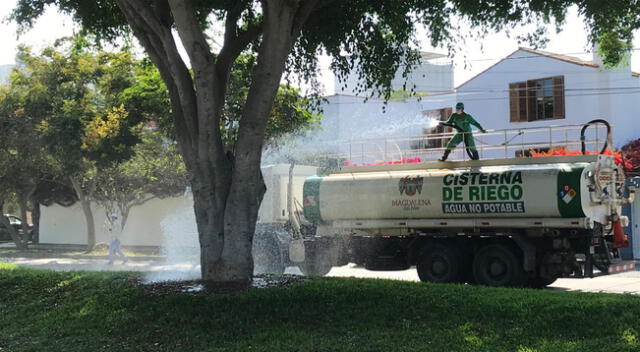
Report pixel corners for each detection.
[581,119,611,155]
[473,131,524,147]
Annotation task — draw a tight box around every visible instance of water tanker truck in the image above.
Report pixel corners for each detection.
[283,120,636,287]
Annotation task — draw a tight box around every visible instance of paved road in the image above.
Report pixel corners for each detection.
[327,264,640,295]
[2,255,639,294]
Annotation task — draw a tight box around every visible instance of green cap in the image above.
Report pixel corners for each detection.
[456,102,464,110]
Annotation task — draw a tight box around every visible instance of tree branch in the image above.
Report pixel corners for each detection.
[167,0,233,191]
[115,0,199,154]
[233,0,312,163]
[167,0,215,71]
[292,0,324,34]
[216,13,263,78]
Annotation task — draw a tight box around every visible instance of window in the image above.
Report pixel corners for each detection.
[509,76,565,122]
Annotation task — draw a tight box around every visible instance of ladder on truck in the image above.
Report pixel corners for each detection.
[327,122,614,167]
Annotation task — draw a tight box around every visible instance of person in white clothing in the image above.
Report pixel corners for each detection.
[107,213,128,264]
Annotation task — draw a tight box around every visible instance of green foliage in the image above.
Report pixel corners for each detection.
[11,0,129,41]
[12,1,639,104]
[2,266,640,351]
[9,39,144,173]
[32,178,78,207]
[121,131,187,198]
[0,36,182,217]
[119,59,172,136]
[0,63,52,233]
[219,54,321,147]
[597,32,633,68]
[388,89,429,101]
[115,53,319,148]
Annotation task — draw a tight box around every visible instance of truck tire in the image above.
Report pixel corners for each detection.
[365,255,410,271]
[416,243,464,284]
[472,244,526,287]
[253,233,285,275]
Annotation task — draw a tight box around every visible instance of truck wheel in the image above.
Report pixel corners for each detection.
[416,243,463,284]
[253,233,285,275]
[472,244,525,287]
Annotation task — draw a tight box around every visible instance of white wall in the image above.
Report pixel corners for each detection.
[40,195,191,246]
[335,56,454,96]
[457,50,640,153]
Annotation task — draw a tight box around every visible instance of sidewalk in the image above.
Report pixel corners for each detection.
[551,271,640,294]
[0,242,163,261]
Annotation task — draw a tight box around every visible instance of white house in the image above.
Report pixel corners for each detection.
[457,47,640,151]
[321,47,640,159]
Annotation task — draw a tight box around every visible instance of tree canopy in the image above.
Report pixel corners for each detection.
[12,1,635,95]
[0,39,155,248]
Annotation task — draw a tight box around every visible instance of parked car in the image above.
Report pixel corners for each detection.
[0,214,33,241]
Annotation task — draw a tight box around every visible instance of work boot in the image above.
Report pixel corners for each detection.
[471,150,480,160]
[439,149,451,162]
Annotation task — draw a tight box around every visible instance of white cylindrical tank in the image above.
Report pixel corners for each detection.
[303,156,620,227]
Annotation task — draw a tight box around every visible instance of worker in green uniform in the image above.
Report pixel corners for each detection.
[438,102,487,161]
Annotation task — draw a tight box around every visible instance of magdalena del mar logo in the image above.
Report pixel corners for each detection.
[394,176,430,211]
[398,176,424,196]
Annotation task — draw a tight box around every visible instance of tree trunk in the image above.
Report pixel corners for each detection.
[71,178,96,252]
[80,200,96,251]
[17,196,31,243]
[115,0,319,286]
[118,203,132,233]
[31,197,40,244]
[193,1,303,285]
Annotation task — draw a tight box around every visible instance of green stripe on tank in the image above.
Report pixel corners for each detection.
[303,175,323,224]
[557,167,586,218]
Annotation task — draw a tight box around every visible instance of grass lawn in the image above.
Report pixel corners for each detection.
[1,263,639,352]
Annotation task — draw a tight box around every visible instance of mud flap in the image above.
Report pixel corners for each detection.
[289,238,305,263]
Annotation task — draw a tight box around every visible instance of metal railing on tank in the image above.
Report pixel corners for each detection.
[325,123,612,167]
